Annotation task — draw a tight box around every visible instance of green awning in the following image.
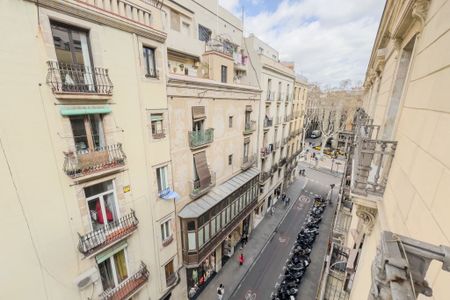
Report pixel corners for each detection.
[150,114,164,121]
[60,106,112,116]
[95,240,127,264]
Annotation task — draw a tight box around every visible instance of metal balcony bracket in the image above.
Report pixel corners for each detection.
[369,231,450,300]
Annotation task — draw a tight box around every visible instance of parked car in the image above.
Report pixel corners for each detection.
[313,145,334,156]
[310,130,321,139]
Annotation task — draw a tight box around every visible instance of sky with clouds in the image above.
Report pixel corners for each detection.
[219,0,385,88]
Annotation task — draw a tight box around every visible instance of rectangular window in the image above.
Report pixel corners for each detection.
[229,116,233,128]
[98,248,128,291]
[156,166,169,192]
[161,220,171,241]
[182,21,190,35]
[165,260,175,286]
[204,222,210,243]
[170,9,180,31]
[198,24,211,42]
[70,114,105,151]
[151,113,165,139]
[198,227,204,248]
[211,217,216,236]
[221,210,227,226]
[143,46,157,78]
[228,154,233,165]
[85,180,118,231]
[221,65,227,83]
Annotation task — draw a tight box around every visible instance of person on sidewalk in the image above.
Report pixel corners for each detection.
[217,284,225,300]
[239,253,244,266]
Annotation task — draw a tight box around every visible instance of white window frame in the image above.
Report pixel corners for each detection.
[98,248,130,289]
[156,165,169,192]
[85,180,120,231]
[161,219,172,241]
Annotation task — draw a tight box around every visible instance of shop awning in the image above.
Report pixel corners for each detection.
[178,167,260,219]
[159,188,180,200]
[60,106,112,116]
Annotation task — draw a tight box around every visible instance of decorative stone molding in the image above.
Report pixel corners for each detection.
[356,205,377,234]
[412,0,431,29]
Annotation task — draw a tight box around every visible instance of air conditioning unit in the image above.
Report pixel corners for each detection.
[74,267,99,290]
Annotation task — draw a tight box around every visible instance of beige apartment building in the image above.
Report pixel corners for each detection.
[318,1,450,299]
[243,35,304,226]
[157,1,261,298]
[0,0,180,299]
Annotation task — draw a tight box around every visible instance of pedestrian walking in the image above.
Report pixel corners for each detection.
[217,284,225,300]
[239,253,244,266]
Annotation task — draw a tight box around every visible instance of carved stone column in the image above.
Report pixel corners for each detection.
[356,204,378,234]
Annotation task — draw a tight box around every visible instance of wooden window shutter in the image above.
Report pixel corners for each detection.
[170,10,180,31]
[192,106,206,120]
[194,152,211,188]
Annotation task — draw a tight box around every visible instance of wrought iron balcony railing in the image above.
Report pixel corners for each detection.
[64,143,126,178]
[188,128,214,149]
[78,210,138,256]
[190,171,216,199]
[261,145,273,159]
[241,154,256,171]
[244,120,256,134]
[47,61,113,96]
[99,261,149,300]
[279,157,287,166]
[259,171,271,183]
[271,163,279,173]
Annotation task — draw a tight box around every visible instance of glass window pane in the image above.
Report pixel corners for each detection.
[222,210,227,225]
[188,232,196,251]
[211,218,216,236]
[70,116,88,151]
[204,222,210,243]
[98,258,115,290]
[198,227,204,248]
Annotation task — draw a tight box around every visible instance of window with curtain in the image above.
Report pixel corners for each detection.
[98,248,128,291]
[143,46,157,78]
[85,180,118,231]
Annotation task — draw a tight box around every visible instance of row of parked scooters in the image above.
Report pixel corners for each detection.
[271,196,327,300]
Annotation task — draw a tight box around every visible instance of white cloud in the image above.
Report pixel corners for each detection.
[242,0,384,87]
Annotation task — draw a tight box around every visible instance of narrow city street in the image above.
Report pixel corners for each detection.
[230,163,341,300]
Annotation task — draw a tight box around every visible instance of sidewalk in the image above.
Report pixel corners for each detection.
[197,177,307,300]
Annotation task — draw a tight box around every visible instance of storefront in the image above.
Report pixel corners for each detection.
[187,252,217,299]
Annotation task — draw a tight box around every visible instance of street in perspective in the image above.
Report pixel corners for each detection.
[2,1,450,300]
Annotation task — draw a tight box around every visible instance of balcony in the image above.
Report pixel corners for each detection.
[64,143,126,179]
[260,146,273,159]
[273,141,280,150]
[351,139,397,198]
[190,171,216,200]
[243,121,256,135]
[99,262,149,300]
[241,154,256,171]
[188,128,214,149]
[259,171,271,183]
[78,210,138,257]
[271,163,278,173]
[263,118,273,130]
[279,157,286,166]
[47,61,113,100]
[266,91,275,102]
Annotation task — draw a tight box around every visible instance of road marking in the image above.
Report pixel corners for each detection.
[245,290,256,300]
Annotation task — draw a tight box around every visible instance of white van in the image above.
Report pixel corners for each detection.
[310,130,321,139]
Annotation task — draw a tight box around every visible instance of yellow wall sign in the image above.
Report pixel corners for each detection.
[123,185,131,193]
